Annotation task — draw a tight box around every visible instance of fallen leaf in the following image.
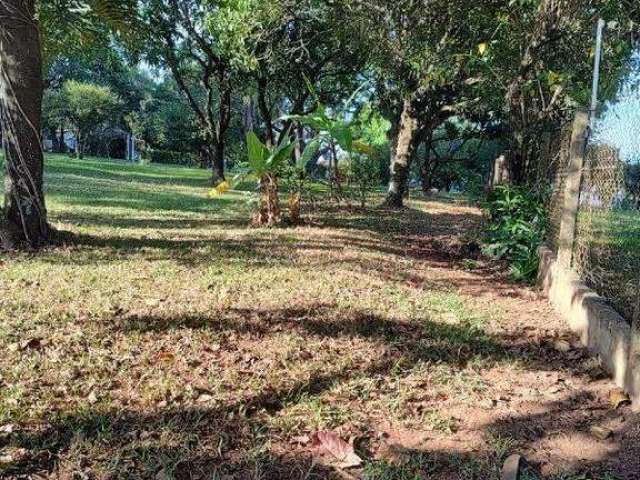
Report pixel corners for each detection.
[196,393,214,403]
[155,467,171,480]
[291,434,311,445]
[608,388,631,409]
[312,430,362,468]
[20,338,43,351]
[552,339,571,353]
[0,447,29,465]
[0,424,15,434]
[157,351,175,362]
[590,425,613,440]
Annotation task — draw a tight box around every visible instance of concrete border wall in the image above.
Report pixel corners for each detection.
[538,245,639,403]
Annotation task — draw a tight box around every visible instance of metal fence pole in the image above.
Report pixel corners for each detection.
[557,111,589,269]
[589,19,606,131]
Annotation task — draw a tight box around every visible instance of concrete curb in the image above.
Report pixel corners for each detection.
[538,246,639,403]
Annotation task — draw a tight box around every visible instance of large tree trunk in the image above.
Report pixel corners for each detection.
[385,97,421,208]
[0,0,49,249]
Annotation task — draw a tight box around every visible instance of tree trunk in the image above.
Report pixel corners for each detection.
[55,126,66,153]
[257,77,274,146]
[385,97,421,208]
[210,142,225,186]
[288,192,301,225]
[0,0,49,249]
[420,130,435,195]
[254,173,280,227]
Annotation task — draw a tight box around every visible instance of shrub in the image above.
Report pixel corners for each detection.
[483,185,548,283]
[148,149,196,166]
[344,153,380,207]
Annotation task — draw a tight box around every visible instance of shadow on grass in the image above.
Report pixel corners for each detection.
[2,306,494,478]
[47,158,210,189]
[1,302,638,478]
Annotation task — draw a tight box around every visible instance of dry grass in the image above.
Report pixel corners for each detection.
[0,156,637,479]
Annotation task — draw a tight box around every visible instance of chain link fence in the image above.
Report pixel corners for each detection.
[544,112,640,326]
[573,141,640,324]
[545,125,573,253]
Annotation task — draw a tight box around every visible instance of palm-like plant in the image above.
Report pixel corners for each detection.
[284,88,374,199]
[237,132,296,227]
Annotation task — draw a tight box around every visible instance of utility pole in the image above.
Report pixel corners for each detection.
[590,19,606,131]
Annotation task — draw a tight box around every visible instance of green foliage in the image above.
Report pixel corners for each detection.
[52,80,122,157]
[39,0,137,64]
[244,132,296,179]
[62,80,121,128]
[344,154,380,207]
[147,149,196,167]
[484,186,548,283]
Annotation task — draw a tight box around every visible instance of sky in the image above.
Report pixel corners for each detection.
[592,54,640,164]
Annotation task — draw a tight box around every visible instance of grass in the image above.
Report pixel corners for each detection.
[0,155,631,479]
[574,208,640,321]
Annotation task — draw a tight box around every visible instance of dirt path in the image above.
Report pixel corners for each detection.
[368,198,640,479]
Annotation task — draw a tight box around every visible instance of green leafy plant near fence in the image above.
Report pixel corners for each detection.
[484,186,548,283]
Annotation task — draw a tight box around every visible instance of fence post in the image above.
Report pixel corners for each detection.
[557,111,589,268]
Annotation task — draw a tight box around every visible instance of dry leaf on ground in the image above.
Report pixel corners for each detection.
[312,430,362,468]
[609,388,631,409]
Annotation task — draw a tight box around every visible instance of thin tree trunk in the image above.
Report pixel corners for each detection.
[420,129,435,194]
[210,141,225,186]
[0,0,49,249]
[385,97,420,208]
[257,76,274,146]
[57,125,66,153]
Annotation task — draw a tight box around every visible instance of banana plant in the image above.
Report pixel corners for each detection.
[283,86,374,198]
[233,131,296,226]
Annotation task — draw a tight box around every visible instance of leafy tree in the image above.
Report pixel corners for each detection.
[125,79,201,155]
[138,0,237,185]
[206,0,365,149]
[61,81,122,158]
[482,0,639,184]
[341,0,502,207]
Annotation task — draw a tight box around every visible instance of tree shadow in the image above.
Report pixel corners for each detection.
[2,303,637,478]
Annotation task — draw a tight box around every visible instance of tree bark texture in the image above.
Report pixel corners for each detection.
[254,173,280,227]
[0,0,49,249]
[385,97,421,208]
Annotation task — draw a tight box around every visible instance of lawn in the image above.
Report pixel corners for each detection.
[0,156,638,479]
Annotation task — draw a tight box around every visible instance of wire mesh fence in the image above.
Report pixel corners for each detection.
[573,143,640,324]
[543,112,640,326]
[544,125,573,254]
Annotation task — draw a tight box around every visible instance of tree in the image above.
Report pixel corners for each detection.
[0,0,134,249]
[0,0,48,249]
[206,0,366,149]
[61,81,122,158]
[342,0,500,207]
[139,0,236,185]
[483,0,639,184]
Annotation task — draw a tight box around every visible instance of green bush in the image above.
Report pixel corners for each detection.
[483,185,548,283]
[148,149,196,166]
